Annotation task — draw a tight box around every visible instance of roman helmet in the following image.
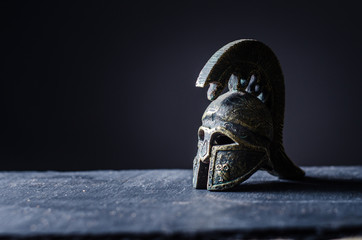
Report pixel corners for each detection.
[193,39,305,191]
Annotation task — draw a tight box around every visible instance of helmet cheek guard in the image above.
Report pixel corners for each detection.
[193,39,305,191]
[208,143,268,191]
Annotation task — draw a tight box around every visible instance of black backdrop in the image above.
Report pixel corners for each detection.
[1,0,361,170]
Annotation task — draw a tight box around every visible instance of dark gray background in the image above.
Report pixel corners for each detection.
[1,0,361,170]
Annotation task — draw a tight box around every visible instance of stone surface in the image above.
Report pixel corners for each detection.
[0,167,361,239]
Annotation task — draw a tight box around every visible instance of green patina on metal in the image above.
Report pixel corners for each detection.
[193,39,304,191]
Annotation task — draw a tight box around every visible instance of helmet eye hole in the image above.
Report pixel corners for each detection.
[213,133,235,145]
[198,129,205,141]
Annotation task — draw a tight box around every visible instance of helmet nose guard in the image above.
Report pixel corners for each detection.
[197,127,212,163]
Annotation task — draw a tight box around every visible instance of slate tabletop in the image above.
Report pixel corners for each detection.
[0,166,361,239]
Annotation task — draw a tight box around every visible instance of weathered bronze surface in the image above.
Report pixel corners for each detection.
[193,39,305,191]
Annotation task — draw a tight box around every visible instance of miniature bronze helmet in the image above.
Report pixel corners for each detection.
[193,39,305,191]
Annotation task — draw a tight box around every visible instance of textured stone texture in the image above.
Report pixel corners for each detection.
[0,167,361,239]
